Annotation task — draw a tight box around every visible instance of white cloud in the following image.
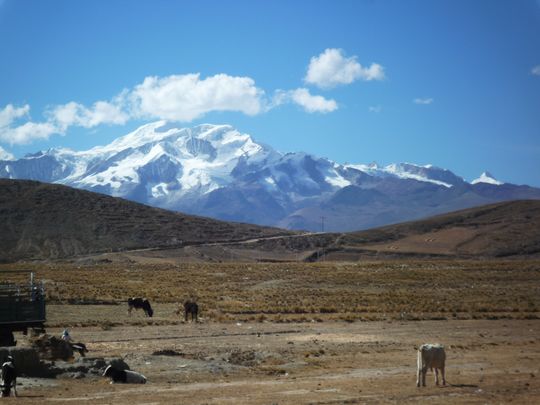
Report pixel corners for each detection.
[48,100,129,131]
[0,100,129,145]
[305,48,385,89]
[0,104,58,145]
[532,65,540,76]
[368,105,382,113]
[0,121,58,145]
[130,73,264,121]
[413,98,434,105]
[0,73,267,145]
[1,68,347,145]
[274,88,338,113]
[0,104,30,128]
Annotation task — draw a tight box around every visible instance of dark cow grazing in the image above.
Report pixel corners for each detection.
[184,300,199,322]
[103,365,147,384]
[128,297,153,317]
[1,356,17,397]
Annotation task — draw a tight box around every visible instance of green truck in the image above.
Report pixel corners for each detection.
[0,271,46,346]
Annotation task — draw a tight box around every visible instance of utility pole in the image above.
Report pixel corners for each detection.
[320,216,326,261]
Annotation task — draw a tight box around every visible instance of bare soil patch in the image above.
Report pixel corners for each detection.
[8,320,540,404]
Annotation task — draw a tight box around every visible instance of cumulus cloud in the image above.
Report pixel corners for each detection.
[0,99,129,145]
[305,48,385,89]
[532,65,540,76]
[0,104,30,128]
[1,69,347,145]
[273,88,338,113]
[130,73,264,121]
[0,104,59,145]
[48,100,129,131]
[413,98,434,105]
[0,121,58,145]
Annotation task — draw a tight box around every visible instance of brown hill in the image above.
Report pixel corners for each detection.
[0,179,292,262]
[326,199,540,259]
[2,179,538,263]
[126,199,540,263]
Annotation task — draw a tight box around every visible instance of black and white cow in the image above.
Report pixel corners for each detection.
[103,365,147,384]
[127,297,154,317]
[1,356,17,397]
[184,300,199,322]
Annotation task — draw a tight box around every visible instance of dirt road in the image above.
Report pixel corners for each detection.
[11,319,540,404]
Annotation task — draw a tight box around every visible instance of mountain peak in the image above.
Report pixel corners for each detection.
[472,171,503,186]
[0,146,14,161]
[1,122,538,232]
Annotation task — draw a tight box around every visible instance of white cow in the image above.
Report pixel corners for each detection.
[416,343,446,387]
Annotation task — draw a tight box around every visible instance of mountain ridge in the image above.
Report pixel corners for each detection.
[1,121,539,231]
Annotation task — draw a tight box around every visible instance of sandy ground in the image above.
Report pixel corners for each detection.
[6,319,540,404]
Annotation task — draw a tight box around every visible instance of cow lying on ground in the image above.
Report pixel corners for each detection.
[128,297,153,317]
[416,343,446,387]
[103,365,147,384]
[1,356,17,397]
[183,300,199,322]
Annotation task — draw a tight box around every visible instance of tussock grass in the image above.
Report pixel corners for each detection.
[1,260,539,326]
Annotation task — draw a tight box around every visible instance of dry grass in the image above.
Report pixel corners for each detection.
[1,260,539,327]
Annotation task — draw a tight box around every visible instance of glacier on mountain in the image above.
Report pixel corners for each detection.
[1,121,538,232]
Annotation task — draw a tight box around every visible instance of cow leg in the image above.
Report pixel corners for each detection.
[422,367,427,387]
[435,368,439,385]
[12,378,17,397]
[128,306,132,316]
[441,366,446,386]
[416,367,421,387]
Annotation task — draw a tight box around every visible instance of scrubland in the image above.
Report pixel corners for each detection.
[3,260,539,325]
[2,260,539,403]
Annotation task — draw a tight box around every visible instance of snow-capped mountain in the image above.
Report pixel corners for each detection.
[0,146,14,161]
[1,121,539,231]
[472,171,503,185]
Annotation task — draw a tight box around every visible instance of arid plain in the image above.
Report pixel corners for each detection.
[2,260,539,404]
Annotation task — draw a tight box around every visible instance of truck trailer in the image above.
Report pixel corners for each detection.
[0,271,46,346]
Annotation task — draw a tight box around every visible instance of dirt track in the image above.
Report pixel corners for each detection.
[11,319,540,404]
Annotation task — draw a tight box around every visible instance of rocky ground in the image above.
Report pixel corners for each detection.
[6,319,540,404]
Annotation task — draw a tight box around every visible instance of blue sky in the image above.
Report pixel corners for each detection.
[1,0,539,185]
